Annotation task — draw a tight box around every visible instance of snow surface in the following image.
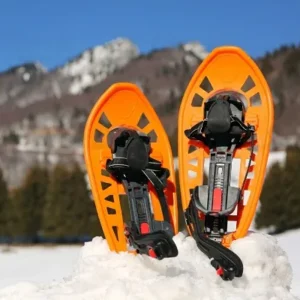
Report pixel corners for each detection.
[0,246,79,290]
[277,229,300,297]
[0,232,298,300]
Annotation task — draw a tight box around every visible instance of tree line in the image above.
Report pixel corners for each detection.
[0,160,193,244]
[0,142,296,245]
[255,145,300,234]
[0,162,102,244]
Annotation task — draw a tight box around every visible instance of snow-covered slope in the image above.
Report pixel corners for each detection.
[0,232,298,300]
[60,38,139,94]
[182,41,209,60]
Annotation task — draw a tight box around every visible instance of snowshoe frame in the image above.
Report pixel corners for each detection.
[178,46,274,247]
[83,83,178,255]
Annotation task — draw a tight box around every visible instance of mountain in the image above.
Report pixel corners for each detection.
[255,44,300,149]
[0,38,209,187]
[0,38,299,187]
[0,38,139,107]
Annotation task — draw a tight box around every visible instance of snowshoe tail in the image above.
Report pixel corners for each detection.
[84,83,178,259]
[178,46,274,279]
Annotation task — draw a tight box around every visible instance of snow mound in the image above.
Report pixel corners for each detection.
[0,232,298,300]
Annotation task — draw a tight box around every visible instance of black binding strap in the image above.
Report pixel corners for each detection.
[106,128,171,225]
[183,96,254,280]
[105,128,178,259]
[184,97,255,148]
[184,114,254,148]
[142,169,170,224]
[185,199,243,280]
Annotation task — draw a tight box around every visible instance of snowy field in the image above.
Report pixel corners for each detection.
[0,151,297,299]
[0,231,298,300]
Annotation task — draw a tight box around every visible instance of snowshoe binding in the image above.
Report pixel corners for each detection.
[84,83,178,259]
[178,46,274,280]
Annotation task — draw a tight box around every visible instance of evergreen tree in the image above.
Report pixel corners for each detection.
[255,162,285,231]
[256,145,300,233]
[9,165,49,242]
[280,146,300,231]
[85,174,104,238]
[0,168,10,240]
[69,163,103,239]
[42,163,102,242]
[42,164,70,241]
[86,197,104,238]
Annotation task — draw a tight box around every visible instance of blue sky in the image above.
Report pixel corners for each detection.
[0,0,299,71]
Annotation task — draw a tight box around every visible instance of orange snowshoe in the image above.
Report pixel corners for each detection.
[84,83,178,259]
[178,46,274,280]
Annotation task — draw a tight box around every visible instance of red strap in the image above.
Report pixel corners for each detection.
[140,222,150,234]
[148,248,157,258]
[212,188,222,212]
[217,267,224,276]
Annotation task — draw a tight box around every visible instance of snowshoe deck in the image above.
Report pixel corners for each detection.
[178,46,274,279]
[84,83,178,258]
